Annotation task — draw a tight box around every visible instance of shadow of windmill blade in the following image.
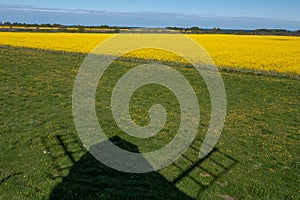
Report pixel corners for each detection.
[165,147,238,199]
[41,134,86,179]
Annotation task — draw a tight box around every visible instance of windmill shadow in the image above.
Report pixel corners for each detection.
[49,136,193,200]
[46,135,238,199]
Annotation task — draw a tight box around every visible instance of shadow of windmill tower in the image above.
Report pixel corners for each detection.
[42,134,237,199]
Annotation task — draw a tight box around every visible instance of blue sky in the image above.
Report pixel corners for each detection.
[0,0,300,29]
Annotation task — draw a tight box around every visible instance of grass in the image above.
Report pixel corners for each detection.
[0,46,299,199]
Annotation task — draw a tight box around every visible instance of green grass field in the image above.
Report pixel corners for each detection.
[0,46,299,199]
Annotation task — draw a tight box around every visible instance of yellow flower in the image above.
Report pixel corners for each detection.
[0,32,299,74]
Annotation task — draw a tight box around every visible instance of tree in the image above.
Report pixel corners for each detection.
[78,26,85,33]
[4,21,11,26]
[190,26,201,30]
[53,23,62,27]
[189,26,202,33]
[212,27,221,33]
[100,24,109,28]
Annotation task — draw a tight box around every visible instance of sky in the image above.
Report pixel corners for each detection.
[0,0,300,29]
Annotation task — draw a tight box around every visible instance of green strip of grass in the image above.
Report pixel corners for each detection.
[0,47,299,199]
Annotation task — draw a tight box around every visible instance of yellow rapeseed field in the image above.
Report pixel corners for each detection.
[190,34,300,74]
[0,32,113,53]
[0,32,299,74]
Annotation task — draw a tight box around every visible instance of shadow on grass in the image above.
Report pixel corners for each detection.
[46,135,237,199]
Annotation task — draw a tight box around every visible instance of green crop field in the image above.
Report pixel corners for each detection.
[0,46,299,199]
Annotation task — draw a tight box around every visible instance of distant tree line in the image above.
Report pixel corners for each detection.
[166,26,300,36]
[0,21,114,28]
[0,22,299,35]
[0,22,122,33]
